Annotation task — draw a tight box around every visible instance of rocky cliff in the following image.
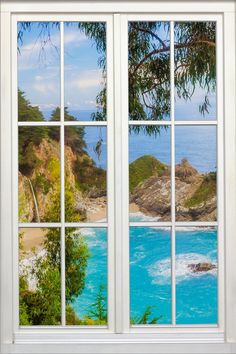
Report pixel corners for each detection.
[130,156,216,221]
[19,138,106,223]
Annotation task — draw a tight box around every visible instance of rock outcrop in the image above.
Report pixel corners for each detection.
[130,157,216,221]
[188,262,216,273]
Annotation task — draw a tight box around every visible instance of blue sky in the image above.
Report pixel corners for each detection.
[18,22,105,117]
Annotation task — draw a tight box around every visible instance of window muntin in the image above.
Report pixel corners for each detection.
[128,20,218,326]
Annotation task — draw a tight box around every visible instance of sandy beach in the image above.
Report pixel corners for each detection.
[129,203,140,213]
[20,228,46,252]
[20,201,141,253]
[87,200,141,221]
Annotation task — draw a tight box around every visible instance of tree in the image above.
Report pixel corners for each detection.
[18,90,48,176]
[77,21,216,135]
[88,284,107,324]
[19,203,90,325]
[130,305,161,325]
[49,107,86,155]
[18,21,216,136]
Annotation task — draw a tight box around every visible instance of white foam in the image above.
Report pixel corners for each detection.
[129,212,160,222]
[78,228,96,237]
[19,249,46,291]
[148,253,217,285]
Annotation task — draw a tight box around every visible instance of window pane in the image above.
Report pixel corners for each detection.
[65,126,107,222]
[19,228,61,325]
[130,227,171,325]
[176,227,217,324]
[19,126,60,223]
[64,22,107,121]
[65,228,107,325]
[17,22,60,121]
[128,22,170,121]
[175,126,217,221]
[129,126,171,221]
[174,22,216,120]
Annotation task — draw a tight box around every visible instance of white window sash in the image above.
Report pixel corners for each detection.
[0,2,236,353]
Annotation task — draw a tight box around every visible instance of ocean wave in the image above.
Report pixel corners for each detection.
[129,212,160,222]
[75,228,107,249]
[129,213,216,232]
[148,253,217,285]
[78,228,96,237]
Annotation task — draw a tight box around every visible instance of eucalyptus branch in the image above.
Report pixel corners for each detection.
[131,23,168,49]
[132,40,215,76]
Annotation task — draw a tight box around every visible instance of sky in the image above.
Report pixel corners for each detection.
[17,22,105,118]
[17,21,216,121]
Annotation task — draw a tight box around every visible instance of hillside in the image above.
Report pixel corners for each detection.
[19,137,106,223]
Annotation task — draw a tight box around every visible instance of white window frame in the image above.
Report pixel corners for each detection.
[1,1,236,353]
[12,13,115,333]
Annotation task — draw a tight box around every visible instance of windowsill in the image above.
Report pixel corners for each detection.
[2,340,236,354]
[13,331,225,344]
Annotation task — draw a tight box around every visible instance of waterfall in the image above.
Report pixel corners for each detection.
[27,178,40,223]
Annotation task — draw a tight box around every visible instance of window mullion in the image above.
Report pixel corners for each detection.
[170,20,176,326]
[60,21,66,327]
[114,13,124,334]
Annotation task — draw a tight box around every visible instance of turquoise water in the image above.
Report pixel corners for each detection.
[71,224,217,325]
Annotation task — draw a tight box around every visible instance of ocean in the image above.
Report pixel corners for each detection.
[70,223,218,325]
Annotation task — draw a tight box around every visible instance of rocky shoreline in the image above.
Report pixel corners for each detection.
[130,157,216,221]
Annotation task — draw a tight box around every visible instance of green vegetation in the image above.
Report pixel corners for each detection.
[184,172,216,208]
[130,306,161,325]
[18,91,48,176]
[18,89,44,122]
[19,204,108,325]
[34,173,52,195]
[129,155,167,192]
[87,284,107,325]
[74,155,106,195]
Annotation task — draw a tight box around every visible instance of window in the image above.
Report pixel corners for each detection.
[1,2,236,353]
[16,17,114,328]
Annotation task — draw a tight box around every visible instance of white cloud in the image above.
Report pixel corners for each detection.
[35,75,43,81]
[84,100,96,105]
[31,103,57,110]
[33,81,56,95]
[64,31,87,45]
[69,69,104,90]
[18,35,60,71]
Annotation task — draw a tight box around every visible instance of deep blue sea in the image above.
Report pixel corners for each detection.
[43,109,217,173]
[71,225,217,325]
